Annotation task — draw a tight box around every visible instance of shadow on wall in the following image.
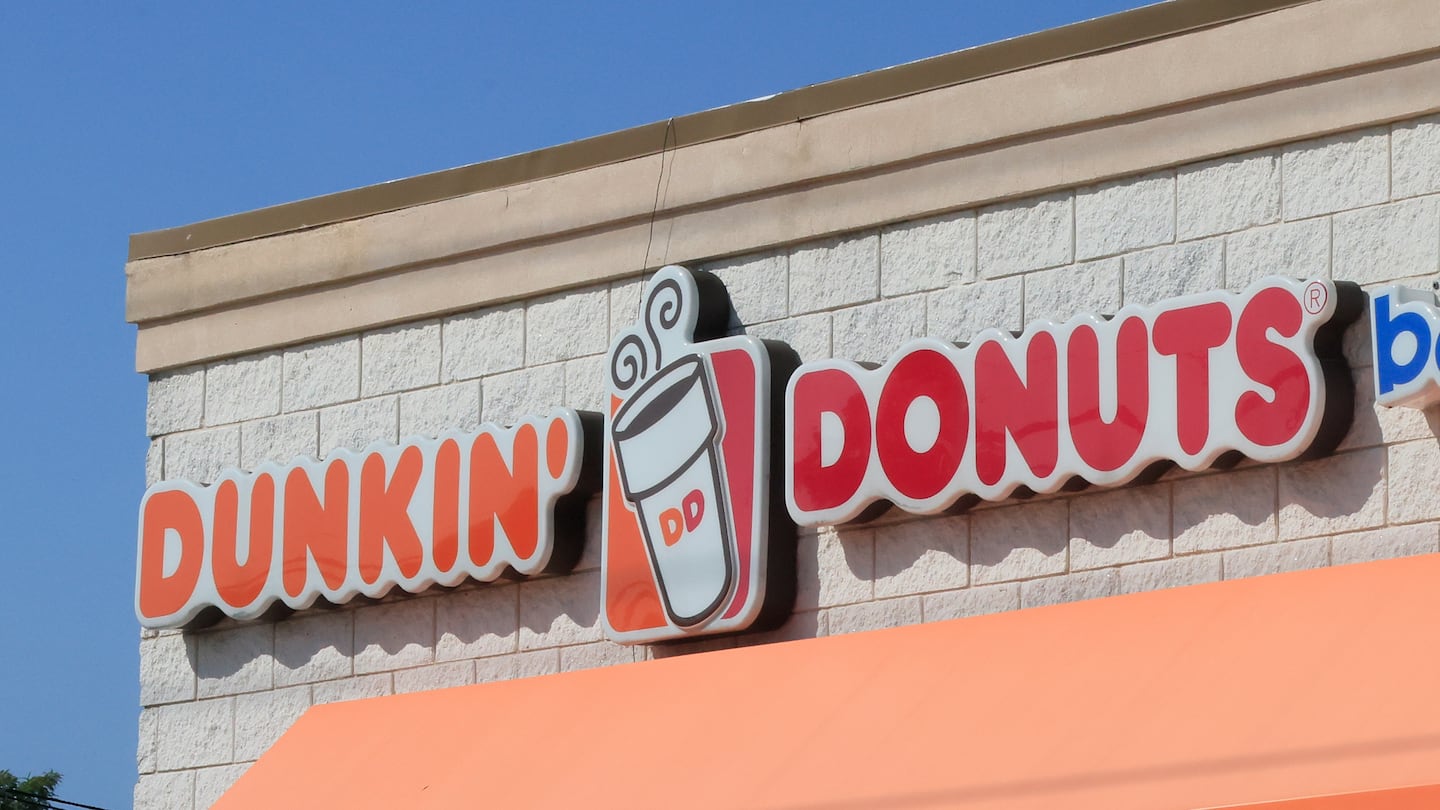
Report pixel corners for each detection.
[517,570,600,642]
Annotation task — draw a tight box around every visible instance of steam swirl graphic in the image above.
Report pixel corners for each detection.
[609,271,690,394]
[643,277,683,364]
[609,333,649,393]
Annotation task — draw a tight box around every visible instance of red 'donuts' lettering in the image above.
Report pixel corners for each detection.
[1152,302,1232,456]
[875,349,968,501]
[789,368,872,514]
[974,333,1059,487]
[1234,287,1311,447]
[1067,318,1150,473]
[785,278,1354,525]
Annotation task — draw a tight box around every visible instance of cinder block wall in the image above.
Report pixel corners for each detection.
[135,116,1440,808]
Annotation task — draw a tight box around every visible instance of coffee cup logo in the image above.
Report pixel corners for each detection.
[601,266,796,643]
[612,355,733,625]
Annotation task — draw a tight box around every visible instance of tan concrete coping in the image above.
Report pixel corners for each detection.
[128,0,1440,372]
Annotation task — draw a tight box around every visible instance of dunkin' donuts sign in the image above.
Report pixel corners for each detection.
[138,268,1360,643]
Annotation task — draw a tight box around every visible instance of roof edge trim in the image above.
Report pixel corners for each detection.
[126,0,1312,261]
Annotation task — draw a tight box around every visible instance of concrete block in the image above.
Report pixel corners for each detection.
[354,598,436,674]
[970,501,1068,585]
[1332,524,1440,565]
[476,649,561,684]
[197,624,274,698]
[928,276,1023,342]
[873,516,968,598]
[1023,258,1122,325]
[442,303,524,382]
[563,354,607,414]
[137,707,158,774]
[436,585,519,661]
[880,211,976,296]
[560,641,637,673]
[140,632,197,705]
[1282,128,1389,219]
[318,396,397,457]
[234,686,311,762]
[274,611,354,687]
[922,584,1020,621]
[518,571,603,650]
[194,764,249,810]
[1118,553,1221,594]
[1223,537,1330,580]
[282,336,360,411]
[737,609,826,645]
[133,770,194,810]
[1123,239,1223,305]
[204,353,281,426]
[789,232,880,314]
[240,411,317,469]
[1342,306,1373,371]
[578,496,604,573]
[649,635,739,661]
[1075,171,1175,260]
[1339,366,1437,451]
[1278,448,1386,540]
[361,320,441,396]
[1020,569,1120,608]
[1069,485,1171,569]
[480,364,565,426]
[795,526,874,610]
[1333,196,1440,286]
[608,276,646,339]
[831,296,928,364]
[473,654,518,684]
[1173,468,1278,553]
[164,427,240,484]
[156,698,234,769]
[526,286,609,366]
[827,597,923,636]
[1177,150,1280,239]
[394,661,476,694]
[147,366,204,436]
[311,673,392,705]
[1388,440,1440,524]
[1392,113,1440,199]
[1224,219,1330,291]
[978,191,1073,277]
[399,382,481,438]
[703,251,789,324]
[146,440,163,486]
[516,649,563,679]
[746,313,831,363]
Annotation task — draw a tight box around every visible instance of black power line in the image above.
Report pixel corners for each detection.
[0,786,112,810]
[0,788,60,810]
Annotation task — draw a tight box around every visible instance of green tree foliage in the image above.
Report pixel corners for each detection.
[0,770,62,810]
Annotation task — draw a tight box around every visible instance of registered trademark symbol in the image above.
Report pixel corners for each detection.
[1304,281,1328,315]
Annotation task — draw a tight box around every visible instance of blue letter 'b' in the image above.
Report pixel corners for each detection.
[1374,294,1432,395]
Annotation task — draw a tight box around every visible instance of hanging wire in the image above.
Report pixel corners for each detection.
[0,788,60,810]
[0,785,112,810]
[642,117,676,271]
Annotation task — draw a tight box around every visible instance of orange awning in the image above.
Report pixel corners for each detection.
[216,553,1440,809]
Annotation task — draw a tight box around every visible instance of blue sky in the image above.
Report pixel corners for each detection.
[0,2,1145,805]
